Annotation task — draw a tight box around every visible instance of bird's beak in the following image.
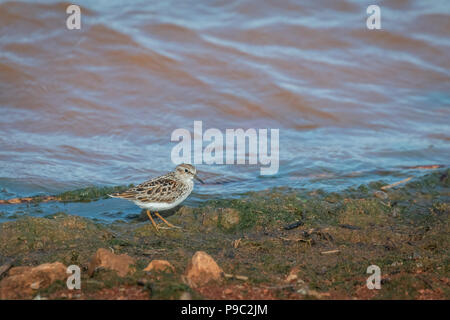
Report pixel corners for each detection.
[194,175,205,184]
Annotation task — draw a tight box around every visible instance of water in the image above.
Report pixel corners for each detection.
[0,0,449,221]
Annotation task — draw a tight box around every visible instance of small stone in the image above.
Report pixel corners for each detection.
[88,248,135,277]
[297,288,309,295]
[179,292,192,300]
[30,281,40,290]
[392,208,400,217]
[285,267,300,283]
[306,289,329,299]
[286,273,298,282]
[374,191,388,200]
[185,251,224,288]
[143,260,175,273]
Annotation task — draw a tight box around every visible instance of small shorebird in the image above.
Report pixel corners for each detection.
[109,164,203,231]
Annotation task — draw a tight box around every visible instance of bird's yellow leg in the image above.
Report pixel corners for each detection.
[154,212,181,229]
[146,210,160,232]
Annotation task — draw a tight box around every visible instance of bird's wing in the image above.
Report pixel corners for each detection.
[110,176,186,203]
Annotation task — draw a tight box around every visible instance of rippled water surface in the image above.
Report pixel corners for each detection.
[0,0,449,221]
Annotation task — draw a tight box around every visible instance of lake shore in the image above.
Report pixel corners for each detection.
[0,169,448,299]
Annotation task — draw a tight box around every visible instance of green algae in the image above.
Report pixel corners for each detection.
[0,169,448,299]
[57,185,134,202]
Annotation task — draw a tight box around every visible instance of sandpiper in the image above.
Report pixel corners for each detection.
[109,163,203,230]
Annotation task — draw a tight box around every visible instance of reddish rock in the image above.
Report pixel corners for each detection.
[88,248,135,277]
[143,260,175,273]
[0,262,67,299]
[185,251,223,288]
[220,208,240,229]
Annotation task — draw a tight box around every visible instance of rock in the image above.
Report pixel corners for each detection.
[143,260,175,273]
[220,208,240,229]
[297,287,309,295]
[30,281,40,290]
[374,190,388,200]
[179,291,192,300]
[88,248,135,277]
[298,288,329,299]
[0,262,67,299]
[392,207,400,217]
[223,288,233,295]
[285,267,300,283]
[185,251,224,288]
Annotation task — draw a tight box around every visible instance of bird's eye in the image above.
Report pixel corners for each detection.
[185,169,188,172]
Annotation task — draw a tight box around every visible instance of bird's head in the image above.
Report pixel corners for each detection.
[175,163,204,184]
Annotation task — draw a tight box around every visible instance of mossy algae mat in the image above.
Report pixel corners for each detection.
[0,170,448,299]
[0,185,133,205]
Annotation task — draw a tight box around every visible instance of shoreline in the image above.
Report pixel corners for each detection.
[0,169,448,299]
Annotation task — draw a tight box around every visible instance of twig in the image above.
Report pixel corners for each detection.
[279,237,312,245]
[224,273,248,281]
[232,239,241,249]
[320,249,340,255]
[338,224,361,230]
[284,220,304,230]
[403,165,444,170]
[381,177,413,190]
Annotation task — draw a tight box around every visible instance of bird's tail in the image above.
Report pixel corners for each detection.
[108,191,136,200]
[108,193,121,198]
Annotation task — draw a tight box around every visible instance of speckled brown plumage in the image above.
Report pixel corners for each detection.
[109,164,203,213]
[109,164,203,230]
[111,173,191,204]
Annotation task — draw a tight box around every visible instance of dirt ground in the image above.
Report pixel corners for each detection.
[0,170,448,299]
